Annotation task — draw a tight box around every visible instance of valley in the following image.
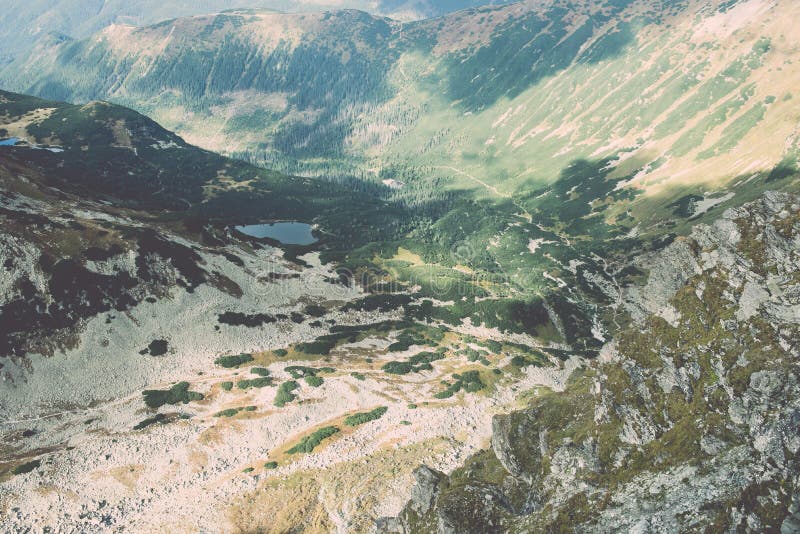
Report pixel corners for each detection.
[0,0,799,532]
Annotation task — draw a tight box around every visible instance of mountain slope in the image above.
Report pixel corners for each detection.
[7,0,798,211]
[9,0,797,362]
[0,0,514,63]
[0,89,404,363]
[0,90,403,240]
[387,191,800,532]
[0,90,588,532]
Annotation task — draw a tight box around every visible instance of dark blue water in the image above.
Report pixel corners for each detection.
[235,222,317,245]
[0,138,20,146]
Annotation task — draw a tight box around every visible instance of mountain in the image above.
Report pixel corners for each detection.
[0,89,612,530]
[7,0,798,211]
[6,0,797,320]
[0,0,514,62]
[2,0,800,531]
[0,89,401,362]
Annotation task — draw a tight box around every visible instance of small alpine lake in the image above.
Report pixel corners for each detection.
[234,222,317,246]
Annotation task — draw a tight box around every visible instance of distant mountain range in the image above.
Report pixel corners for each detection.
[0,0,514,62]
[4,0,797,218]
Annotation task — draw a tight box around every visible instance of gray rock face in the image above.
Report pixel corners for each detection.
[375,516,405,534]
[410,466,445,516]
[782,491,800,534]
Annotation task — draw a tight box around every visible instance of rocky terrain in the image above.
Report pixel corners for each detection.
[0,89,584,532]
[0,1,799,532]
[387,191,800,532]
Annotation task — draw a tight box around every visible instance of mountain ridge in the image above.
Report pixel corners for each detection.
[0,0,517,63]
[6,0,797,211]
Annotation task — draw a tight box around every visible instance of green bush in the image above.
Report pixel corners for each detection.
[382,361,413,375]
[351,372,366,381]
[237,377,273,390]
[215,353,254,368]
[12,460,40,475]
[462,348,482,361]
[434,387,457,399]
[344,406,388,427]
[304,304,327,317]
[434,371,484,399]
[273,349,288,357]
[383,350,445,376]
[482,340,503,353]
[287,426,340,454]
[274,380,299,407]
[305,376,324,387]
[408,351,444,366]
[295,339,337,355]
[216,406,257,417]
[220,381,234,391]
[285,366,318,379]
[143,382,204,409]
[133,413,167,430]
[264,461,278,470]
[511,355,537,367]
[251,367,270,377]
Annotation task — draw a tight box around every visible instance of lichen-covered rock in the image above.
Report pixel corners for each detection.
[410,466,445,516]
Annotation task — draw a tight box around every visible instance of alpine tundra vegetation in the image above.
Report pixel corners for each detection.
[0,0,798,532]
